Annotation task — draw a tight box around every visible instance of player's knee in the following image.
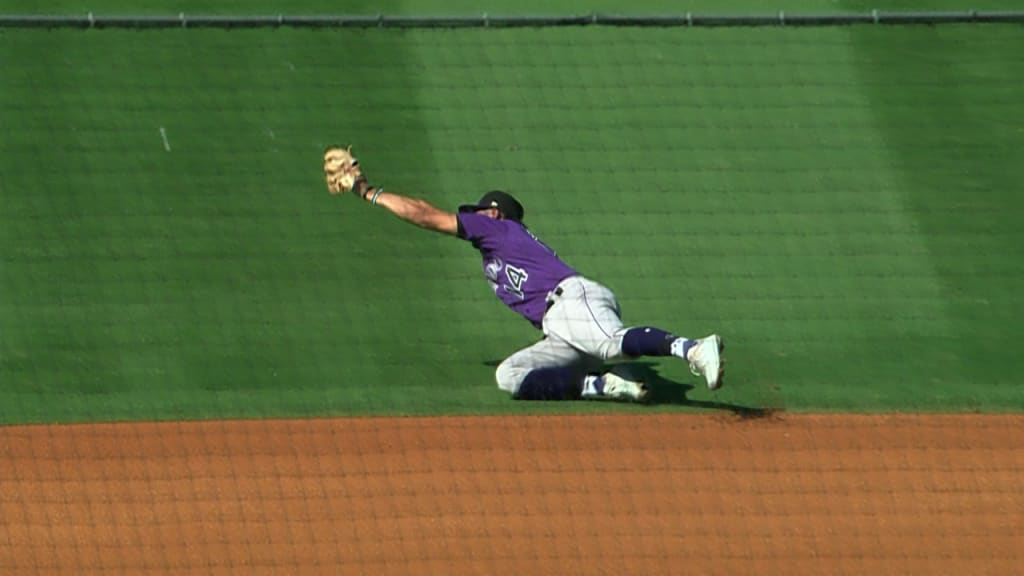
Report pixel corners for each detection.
[494,360,524,395]
[595,334,625,361]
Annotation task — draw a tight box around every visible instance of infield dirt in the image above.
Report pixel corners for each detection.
[2,414,1021,574]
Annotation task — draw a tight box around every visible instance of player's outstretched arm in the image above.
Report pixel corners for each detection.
[322,146,457,236]
[355,181,458,236]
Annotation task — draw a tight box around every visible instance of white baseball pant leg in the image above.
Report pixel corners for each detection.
[542,276,628,361]
[494,335,603,395]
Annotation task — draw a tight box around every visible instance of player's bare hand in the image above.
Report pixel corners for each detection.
[323,145,366,196]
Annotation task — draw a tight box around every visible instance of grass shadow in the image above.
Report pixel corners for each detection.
[615,361,775,419]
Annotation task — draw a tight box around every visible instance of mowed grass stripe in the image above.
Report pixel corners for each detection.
[841,22,1024,406]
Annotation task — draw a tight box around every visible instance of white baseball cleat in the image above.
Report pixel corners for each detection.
[585,372,648,402]
[688,334,725,390]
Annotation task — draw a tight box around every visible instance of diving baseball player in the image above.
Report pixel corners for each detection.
[323,146,724,401]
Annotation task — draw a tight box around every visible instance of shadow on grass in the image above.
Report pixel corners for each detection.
[482,359,776,419]
[619,361,774,419]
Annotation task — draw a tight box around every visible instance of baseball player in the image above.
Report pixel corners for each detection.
[324,146,724,401]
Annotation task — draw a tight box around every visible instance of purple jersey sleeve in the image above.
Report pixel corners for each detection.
[457,212,506,250]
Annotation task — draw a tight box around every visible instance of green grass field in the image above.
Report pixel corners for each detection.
[2,1,1023,423]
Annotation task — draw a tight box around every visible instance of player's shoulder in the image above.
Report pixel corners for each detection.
[457,211,511,241]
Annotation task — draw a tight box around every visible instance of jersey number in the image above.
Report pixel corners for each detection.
[503,265,529,299]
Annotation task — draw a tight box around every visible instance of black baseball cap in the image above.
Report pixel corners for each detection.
[458,190,524,222]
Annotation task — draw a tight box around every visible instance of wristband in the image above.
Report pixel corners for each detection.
[353,176,369,199]
[371,188,384,206]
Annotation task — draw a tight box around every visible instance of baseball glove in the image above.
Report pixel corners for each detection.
[323,146,367,196]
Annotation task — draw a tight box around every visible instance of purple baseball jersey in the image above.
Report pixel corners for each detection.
[457,212,577,328]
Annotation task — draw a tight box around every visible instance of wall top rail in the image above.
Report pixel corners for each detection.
[2,11,1023,29]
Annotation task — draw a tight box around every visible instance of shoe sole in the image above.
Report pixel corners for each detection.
[707,336,726,391]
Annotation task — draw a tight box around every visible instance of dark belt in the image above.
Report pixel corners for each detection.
[545,286,564,311]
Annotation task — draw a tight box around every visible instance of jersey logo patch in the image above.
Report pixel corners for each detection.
[485,259,502,283]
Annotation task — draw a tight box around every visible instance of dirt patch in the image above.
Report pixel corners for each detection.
[2,414,1021,575]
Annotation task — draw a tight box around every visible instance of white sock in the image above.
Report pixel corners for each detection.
[582,374,603,397]
[670,337,695,361]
